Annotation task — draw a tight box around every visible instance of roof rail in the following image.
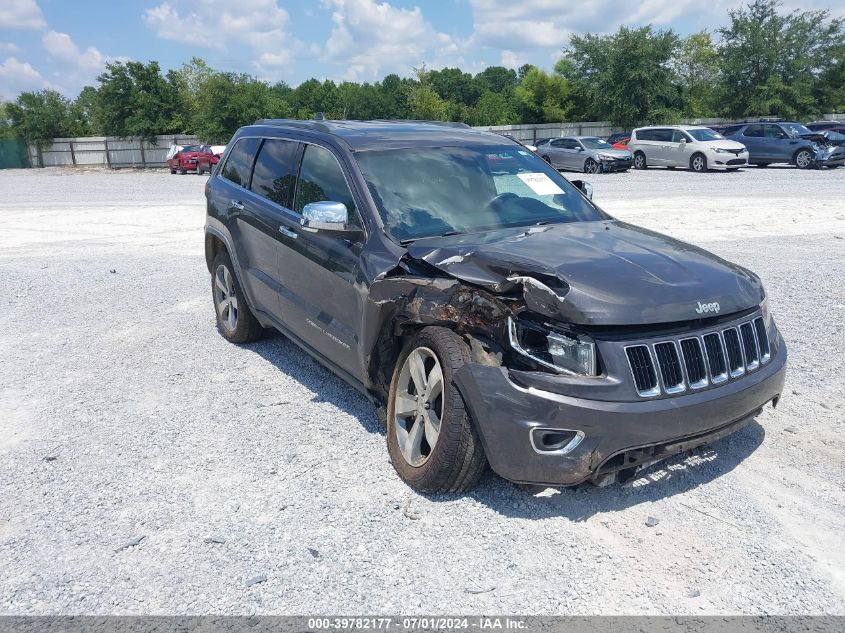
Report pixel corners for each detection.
[368,119,471,129]
[253,118,332,132]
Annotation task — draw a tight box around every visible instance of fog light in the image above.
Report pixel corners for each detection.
[530,428,584,455]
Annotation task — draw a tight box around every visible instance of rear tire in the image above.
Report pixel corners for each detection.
[211,250,264,344]
[170,168,176,174]
[690,153,708,172]
[387,327,487,493]
[633,152,647,169]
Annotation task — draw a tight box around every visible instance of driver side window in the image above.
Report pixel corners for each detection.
[294,144,359,227]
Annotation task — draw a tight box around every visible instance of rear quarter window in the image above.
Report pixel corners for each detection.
[220,138,262,188]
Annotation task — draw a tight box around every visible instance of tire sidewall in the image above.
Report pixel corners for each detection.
[795,149,813,169]
[386,328,470,490]
[691,153,707,172]
[211,251,249,342]
[634,152,646,169]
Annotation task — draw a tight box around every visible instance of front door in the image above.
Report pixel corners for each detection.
[275,143,366,378]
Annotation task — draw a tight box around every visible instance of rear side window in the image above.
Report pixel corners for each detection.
[637,129,670,142]
[294,145,358,225]
[743,125,764,138]
[250,139,300,208]
[220,138,261,187]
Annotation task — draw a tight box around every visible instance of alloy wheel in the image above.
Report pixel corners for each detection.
[393,347,444,467]
[692,155,706,172]
[213,264,238,332]
[585,158,600,174]
[634,153,645,169]
[796,150,812,169]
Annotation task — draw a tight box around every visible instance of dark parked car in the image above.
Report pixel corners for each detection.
[806,120,845,133]
[722,121,845,168]
[205,119,786,493]
[605,131,631,146]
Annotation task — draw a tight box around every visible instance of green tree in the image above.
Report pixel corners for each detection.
[66,85,98,136]
[473,66,518,94]
[471,91,516,125]
[4,90,72,142]
[407,66,448,121]
[675,31,721,117]
[193,72,289,143]
[513,67,570,123]
[560,26,681,127]
[717,0,845,118]
[95,61,183,139]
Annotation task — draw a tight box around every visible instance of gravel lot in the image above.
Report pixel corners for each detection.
[0,165,843,615]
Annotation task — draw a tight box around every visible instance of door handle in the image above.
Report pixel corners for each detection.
[279,226,298,239]
[230,200,245,211]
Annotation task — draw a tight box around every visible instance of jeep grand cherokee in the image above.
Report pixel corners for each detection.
[204,119,787,493]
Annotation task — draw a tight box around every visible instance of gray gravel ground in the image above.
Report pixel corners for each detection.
[0,165,843,615]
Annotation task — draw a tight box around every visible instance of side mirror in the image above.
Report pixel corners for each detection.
[679,138,687,145]
[571,180,593,200]
[576,146,584,151]
[301,201,361,237]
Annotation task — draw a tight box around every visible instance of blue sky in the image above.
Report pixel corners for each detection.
[1,0,842,99]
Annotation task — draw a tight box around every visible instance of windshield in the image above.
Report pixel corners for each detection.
[688,128,724,142]
[580,137,613,150]
[355,145,605,242]
[781,123,812,137]
[181,145,200,152]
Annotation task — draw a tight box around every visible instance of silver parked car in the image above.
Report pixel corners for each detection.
[536,136,633,173]
[628,125,749,172]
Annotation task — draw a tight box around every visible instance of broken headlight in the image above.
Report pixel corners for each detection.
[508,316,597,376]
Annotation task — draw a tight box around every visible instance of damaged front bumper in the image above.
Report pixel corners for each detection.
[453,333,786,487]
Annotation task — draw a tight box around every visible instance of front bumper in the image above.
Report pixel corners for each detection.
[600,158,633,172]
[710,151,749,168]
[817,150,845,167]
[453,334,786,486]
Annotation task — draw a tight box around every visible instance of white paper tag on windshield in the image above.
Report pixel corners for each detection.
[517,172,564,196]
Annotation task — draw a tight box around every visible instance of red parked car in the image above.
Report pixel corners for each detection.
[167,145,204,174]
[196,145,226,175]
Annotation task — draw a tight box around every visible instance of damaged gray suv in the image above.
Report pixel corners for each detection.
[204,120,787,493]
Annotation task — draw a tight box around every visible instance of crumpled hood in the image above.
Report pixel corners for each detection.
[406,221,764,326]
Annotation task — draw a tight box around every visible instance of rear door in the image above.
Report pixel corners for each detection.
[740,125,766,161]
[215,136,290,321]
[546,139,569,169]
[275,143,366,377]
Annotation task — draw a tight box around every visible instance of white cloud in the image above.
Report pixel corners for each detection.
[43,31,106,69]
[0,42,19,52]
[320,0,463,81]
[0,56,47,95]
[40,31,123,95]
[0,0,46,30]
[143,0,298,78]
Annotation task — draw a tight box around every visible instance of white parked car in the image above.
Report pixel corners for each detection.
[628,125,749,172]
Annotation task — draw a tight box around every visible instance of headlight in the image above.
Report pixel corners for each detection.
[508,316,597,375]
[597,153,614,160]
[760,295,771,329]
[715,148,733,154]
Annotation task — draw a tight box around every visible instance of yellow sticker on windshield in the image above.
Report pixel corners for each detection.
[517,172,564,196]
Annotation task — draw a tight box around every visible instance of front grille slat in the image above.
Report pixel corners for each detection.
[703,332,728,384]
[625,345,659,397]
[653,342,685,394]
[625,314,773,397]
[723,327,745,377]
[680,337,708,389]
[753,317,771,363]
[739,322,759,371]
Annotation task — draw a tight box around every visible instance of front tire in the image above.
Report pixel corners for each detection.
[387,327,487,493]
[584,158,600,174]
[211,250,263,344]
[690,153,708,172]
[633,152,647,169]
[794,149,813,169]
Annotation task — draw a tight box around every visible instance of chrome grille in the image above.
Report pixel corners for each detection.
[626,315,772,398]
[625,346,659,397]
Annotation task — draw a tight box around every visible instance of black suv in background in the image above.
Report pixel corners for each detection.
[205,120,787,493]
